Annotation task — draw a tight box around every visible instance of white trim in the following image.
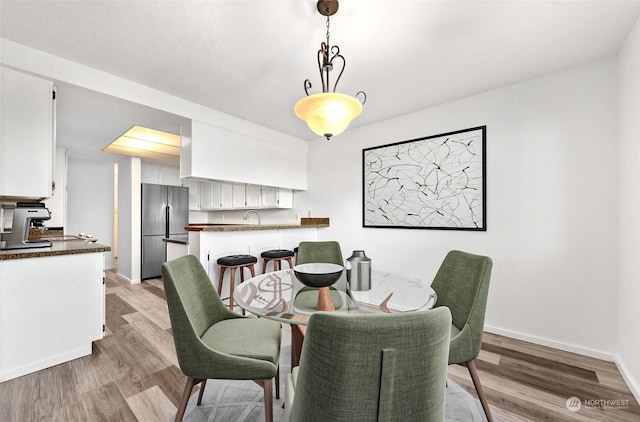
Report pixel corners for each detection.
[484,324,616,362]
[116,272,140,285]
[615,357,640,404]
[0,345,92,383]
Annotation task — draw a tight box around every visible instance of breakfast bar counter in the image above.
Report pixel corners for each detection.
[187,218,331,299]
[185,217,330,232]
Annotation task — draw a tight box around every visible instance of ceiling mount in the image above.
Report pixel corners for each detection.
[317,0,339,17]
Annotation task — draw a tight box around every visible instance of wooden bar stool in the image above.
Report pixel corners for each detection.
[261,249,295,274]
[216,254,257,313]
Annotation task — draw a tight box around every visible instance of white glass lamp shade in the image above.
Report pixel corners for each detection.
[294,92,363,139]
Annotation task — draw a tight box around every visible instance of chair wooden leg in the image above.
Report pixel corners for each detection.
[284,257,293,270]
[197,379,207,405]
[263,378,274,422]
[275,367,280,399]
[175,376,199,422]
[465,360,493,422]
[217,267,226,297]
[290,324,306,369]
[236,266,247,315]
[262,258,269,274]
[229,267,237,311]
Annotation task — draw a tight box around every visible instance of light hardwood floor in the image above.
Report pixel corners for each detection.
[0,270,638,421]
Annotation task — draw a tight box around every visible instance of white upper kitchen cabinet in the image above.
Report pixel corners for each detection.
[245,184,262,208]
[261,186,293,208]
[0,67,56,200]
[182,120,308,190]
[200,180,233,210]
[232,183,246,208]
[183,178,201,211]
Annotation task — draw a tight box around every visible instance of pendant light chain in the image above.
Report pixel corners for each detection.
[323,14,332,93]
[326,14,331,50]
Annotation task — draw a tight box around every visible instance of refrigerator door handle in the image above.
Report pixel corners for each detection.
[165,205,170,237]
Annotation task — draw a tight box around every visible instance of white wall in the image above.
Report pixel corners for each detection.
[618,16,640,401]
[67,157,115,269]
[302,57,620,359]
[42,147,67,229]
[116,156,141,282]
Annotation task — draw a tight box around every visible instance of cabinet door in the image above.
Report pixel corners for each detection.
[277,189,294,208]
[246,184,262,208]
[183,179,201,211]
[201,181,219,210]
[261,187,293,208]
[261,186,279,208]
[0,67,55,199]
[200,181,234,210]
[199,181,216,209]
[219,182,233,208]
[232,183,246,208]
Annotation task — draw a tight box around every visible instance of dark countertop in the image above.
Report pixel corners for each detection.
[186,223,329,232]
[163,235,188,245]
[186,217,330,232]
[0,237,111,261]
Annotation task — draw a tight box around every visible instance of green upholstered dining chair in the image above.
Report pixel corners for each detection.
[296,241,344,266]
[161,255,282,422]
[430,250,494,422]
[285,308,452,422]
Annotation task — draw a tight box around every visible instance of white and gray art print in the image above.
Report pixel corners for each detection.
[363,126,486,230]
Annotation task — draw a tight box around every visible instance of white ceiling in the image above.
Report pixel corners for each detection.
[2,0,640,161]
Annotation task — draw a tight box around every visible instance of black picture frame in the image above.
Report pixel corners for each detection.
[362,126,486,230]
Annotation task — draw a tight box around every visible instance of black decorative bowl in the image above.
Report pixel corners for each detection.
[293,263,344,288]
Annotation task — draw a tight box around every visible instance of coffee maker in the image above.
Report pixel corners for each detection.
[0,203,52,250]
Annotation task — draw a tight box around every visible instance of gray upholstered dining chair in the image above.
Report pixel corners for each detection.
[161,255,282,422]
[296,240,344,266]
[430,250,494,422]
[285,308,452,422]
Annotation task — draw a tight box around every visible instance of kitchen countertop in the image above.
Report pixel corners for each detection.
[0,237,111,260]
[163,235,188,245]
[186,223,329,232]
[186,217,330,232]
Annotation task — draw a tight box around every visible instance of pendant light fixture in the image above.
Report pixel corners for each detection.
[294,0,366,140]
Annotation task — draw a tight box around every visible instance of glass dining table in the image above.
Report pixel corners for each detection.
[234,268,437,368]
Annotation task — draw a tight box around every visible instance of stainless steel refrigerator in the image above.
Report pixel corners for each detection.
[141,183,189,279]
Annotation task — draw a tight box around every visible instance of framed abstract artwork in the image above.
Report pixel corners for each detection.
[362,126,486,230]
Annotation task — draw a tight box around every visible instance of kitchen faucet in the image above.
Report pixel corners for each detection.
[243,210,261,226]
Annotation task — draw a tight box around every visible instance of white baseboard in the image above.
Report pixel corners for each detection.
[615,357,640,403]
[484,324,616,361]
[0,345,92,382]
[116,272,140,284]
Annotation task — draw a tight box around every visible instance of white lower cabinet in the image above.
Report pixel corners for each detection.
[189,228,320,300]
[0,252,105,382]
[166,242,188,262]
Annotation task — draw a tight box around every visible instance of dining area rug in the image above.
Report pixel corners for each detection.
[170,345,488,422]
